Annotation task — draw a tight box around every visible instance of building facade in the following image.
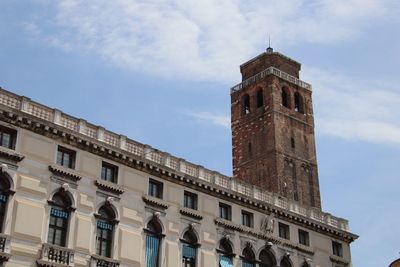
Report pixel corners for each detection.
[0,48,357,267]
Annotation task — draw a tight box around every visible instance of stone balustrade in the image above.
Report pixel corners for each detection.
[37,243,74,266]
[0,88,349,232]
[230,66,312,93]
[90,255,120,267]
[0,233,11,263]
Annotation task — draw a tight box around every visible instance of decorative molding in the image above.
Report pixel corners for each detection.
[179,207,203,220]
[49,165,82,182]
[0,146,24,162]
[94,179,124,195]
[142,195,169,209]
[330,255,349,266]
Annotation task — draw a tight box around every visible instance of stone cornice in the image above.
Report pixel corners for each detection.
[49,164,82,182]
[0,146,24,162]
[179,207,203,220]
[95,179,124,195]
[0,89,358,243]
[142,194,169,209]
[330,255,349,266]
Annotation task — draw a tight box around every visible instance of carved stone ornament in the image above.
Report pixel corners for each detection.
[260,214,275,234]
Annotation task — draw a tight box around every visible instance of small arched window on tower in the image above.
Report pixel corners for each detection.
[281,87,290,108]
[256,88,264,108]
[218,238,234,267]
[47,190,73,247]
[243,94,251,115]
[181,228,198,267]
[96,204,116,258]
[294,92,304,113]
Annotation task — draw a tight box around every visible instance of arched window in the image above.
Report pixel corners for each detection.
[294,92,304,113]
[0,172,12,232]
[242,246,255,267]
[243,94,251,115]
[145,217,163,267]
[182,228,198,267]
[259,249,276,267]
[282,87,290,108]
[280,257,292,267]
[218,238,233,267]
[256,88,264,108]
[47,191,72,247]
[96,204,116,258]
[301,261,310,267]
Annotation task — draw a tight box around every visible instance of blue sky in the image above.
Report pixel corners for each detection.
[1,1,400,266]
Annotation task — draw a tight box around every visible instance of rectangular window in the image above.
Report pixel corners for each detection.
[332,241,343,257]
[298,229,309,246]
[57,146,76,169]
[101,162,118,183]
[184,191,197,210]
[241,210,254,228]
[279,222,290,240]
[148,179,163,199]
[219,203,231,221]
[0,126,16,150]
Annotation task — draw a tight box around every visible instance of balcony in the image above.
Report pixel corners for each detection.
[90,255,120,267]
[37,243,74,267]
[0,234,11,263]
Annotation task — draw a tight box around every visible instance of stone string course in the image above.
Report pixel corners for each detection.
[0,88,348,232]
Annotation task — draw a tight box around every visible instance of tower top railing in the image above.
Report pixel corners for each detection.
[0,87,349,232]
[231,66,312,93]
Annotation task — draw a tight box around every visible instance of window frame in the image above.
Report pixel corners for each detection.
[0,125,17,150]
[219,203,232,221]
[278,222,290,240]
[148,179,163,199]
[56,146,76,169]
[183,191,198,210]
[101,161,119,183]
[298,229,310,246]
[332,241,343,257]
[241,210,254,228]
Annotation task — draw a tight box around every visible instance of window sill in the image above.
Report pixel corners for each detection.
[95,179,124,195]
[142,194,169,209]
[179,207,203,220]
[330,255,349,266]
[0,146,24,162]
[49,164,82,182]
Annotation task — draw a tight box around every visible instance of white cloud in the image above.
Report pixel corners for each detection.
[303,67,400,145]
[184,111,230,128]
[25,0,398,82]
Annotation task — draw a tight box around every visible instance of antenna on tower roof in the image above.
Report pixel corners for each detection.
[266,34,273,53]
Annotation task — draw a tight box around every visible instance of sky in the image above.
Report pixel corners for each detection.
[1,0,400,266]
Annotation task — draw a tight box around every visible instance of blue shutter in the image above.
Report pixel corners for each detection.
[146,235,160,267]
[219,256,233,267]
[50,208,69,219]
[242,261,253,267]
[0,193,7,203]
[182,244,196,259]
[97,220,113,230]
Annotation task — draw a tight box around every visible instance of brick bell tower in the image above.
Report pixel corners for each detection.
[231,47,321,209]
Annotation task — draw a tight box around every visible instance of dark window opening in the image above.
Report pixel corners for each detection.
[280,257,292,267]
[184,191,197,210]
[0,126,16,150]
[219,203,232,221]
[290,138,295,149]
[248,142,252,155]
[282,88,290,108]
[96,205,116,258]
[101,162,118,183]
[241,211,253,228]
[256,89,264,108]
[57,146,76,169]
[332,241,343,257]
[278,222,290,240]
[0,173,11,233]
[149,179,163,199]
[294,92,304,113]
[242,246,255,267]
[298,229,310,246]
[243,94,251,115]
[259,249,276,267]
[48,191,72,247]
